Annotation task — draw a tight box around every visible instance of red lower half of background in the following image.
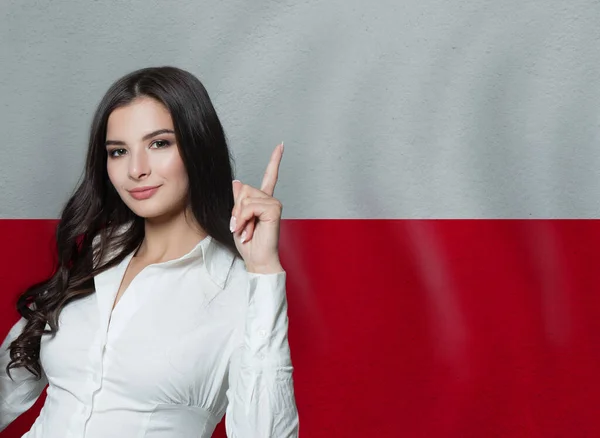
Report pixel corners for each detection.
[1,219,599,437]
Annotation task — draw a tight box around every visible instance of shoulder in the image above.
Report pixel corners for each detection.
[226,256,253,291]
[205,251,250,309]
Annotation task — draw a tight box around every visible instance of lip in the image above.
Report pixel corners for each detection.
[127,185,161,200]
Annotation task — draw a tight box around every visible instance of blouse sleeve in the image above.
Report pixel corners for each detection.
[0,317,48,432]
[225,271,299,437]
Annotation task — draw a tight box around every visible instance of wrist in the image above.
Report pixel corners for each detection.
[246,261,284,274]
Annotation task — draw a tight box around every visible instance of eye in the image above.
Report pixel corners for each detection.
[150,140,171,149]
[108,148,127,158]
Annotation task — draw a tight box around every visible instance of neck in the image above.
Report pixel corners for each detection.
[136,208,207,263]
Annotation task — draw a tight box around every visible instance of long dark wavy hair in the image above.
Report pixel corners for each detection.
[7,66,241,379]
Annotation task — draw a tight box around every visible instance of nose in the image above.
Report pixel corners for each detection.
[128,149,151,180]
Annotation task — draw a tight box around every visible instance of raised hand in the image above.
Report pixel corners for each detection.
[230,142,285,274]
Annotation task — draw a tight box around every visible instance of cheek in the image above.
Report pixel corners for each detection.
[106,161,124,189]
[159,152,188,185]
[106,163,117,186]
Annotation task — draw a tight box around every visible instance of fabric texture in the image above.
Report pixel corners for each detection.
[0,233,299,437]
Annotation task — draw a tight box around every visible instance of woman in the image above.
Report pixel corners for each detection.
[0,66,299,437]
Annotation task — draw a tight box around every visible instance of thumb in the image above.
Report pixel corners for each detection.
[232,179,242,200]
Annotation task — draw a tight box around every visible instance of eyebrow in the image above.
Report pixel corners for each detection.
[105,129,176,147]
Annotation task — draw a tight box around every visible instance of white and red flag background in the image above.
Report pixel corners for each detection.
[1,1,599,437]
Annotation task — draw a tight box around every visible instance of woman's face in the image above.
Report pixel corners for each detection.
[105,97,189,220]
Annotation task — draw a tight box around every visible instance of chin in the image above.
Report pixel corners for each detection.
[126,201,186,221]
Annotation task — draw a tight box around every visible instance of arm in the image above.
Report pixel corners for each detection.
[0,317,48,432]
[225,271,299,437]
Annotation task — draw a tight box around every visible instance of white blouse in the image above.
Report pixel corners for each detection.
[0,233,299,437]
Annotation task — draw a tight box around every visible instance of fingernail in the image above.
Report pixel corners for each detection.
[229,216,236,232]
[280,141,284,151]
[233,179,240,184]
[241,230,247,243]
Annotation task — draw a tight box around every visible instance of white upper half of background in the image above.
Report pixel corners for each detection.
[0,0,598,219]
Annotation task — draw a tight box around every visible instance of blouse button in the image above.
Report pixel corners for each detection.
[258,329,267,338]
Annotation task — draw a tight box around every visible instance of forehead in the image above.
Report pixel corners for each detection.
[106,97,174,137]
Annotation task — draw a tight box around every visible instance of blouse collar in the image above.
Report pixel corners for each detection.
[94,222,237,290]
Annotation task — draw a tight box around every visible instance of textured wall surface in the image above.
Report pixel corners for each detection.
[1,0,599,219]
[2,1,600,437]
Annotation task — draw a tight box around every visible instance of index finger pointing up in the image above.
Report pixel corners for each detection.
[260,142,284,196]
